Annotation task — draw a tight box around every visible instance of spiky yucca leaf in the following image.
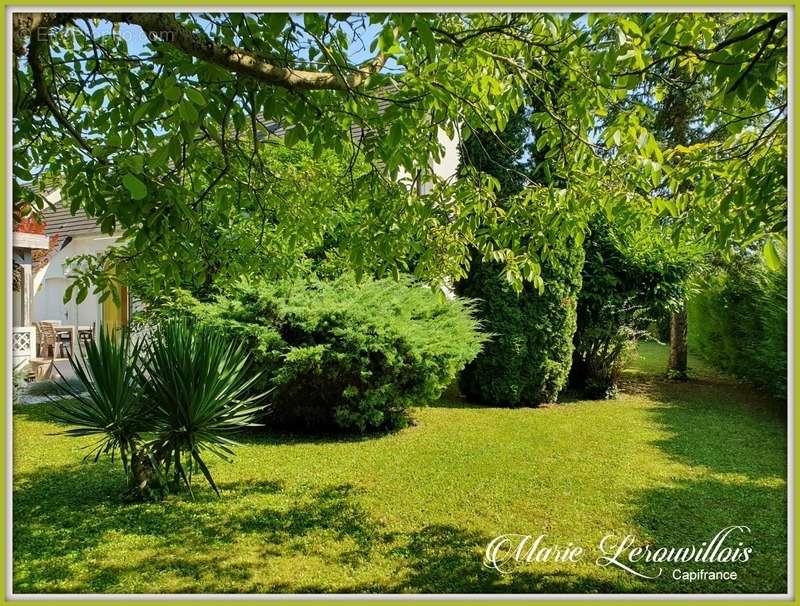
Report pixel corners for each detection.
[140,319,268,496]
[50,327,148,475]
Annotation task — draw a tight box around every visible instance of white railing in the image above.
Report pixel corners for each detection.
[12,326,36,367]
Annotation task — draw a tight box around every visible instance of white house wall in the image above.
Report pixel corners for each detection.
[397,127,460,191]
[32,234,119,328]
[431,127,460,183]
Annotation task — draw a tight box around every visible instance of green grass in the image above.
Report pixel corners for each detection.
[13,342,787,594]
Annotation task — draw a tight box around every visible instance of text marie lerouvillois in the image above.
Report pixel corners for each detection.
[483,525,753,579]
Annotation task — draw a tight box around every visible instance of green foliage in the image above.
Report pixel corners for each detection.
[140,320,267,495]
[688,251,787,398]
[571,218,692,398]
[186,276,487,432]
[48,324,267,499]
[578,326,640,399]
[457,245,584,406]
[64,141,386,305]
[455,97,582,407]
[458,108,530,195]
[14,13,787,302]
[50,328,147,475]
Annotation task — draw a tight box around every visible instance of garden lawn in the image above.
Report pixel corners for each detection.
[13,342,787,594]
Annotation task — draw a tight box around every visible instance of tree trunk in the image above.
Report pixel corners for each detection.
[125,445,162,501]
[668,305,688,380]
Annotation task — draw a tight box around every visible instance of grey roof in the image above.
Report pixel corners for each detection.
[42,203,101,237]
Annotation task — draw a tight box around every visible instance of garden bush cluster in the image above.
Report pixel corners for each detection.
[52,321,265,499]
[688,252,787,398]
[183,276,487,432]
[570,219,690,399]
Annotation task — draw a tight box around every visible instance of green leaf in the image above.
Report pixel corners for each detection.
[387,122,402,149]
[749,84,767,110]
[283,125,306,147]
[129,155,144,174]
[185,88,207,107]
[76,286,88,304]
[763,239,781,271]
[416,18,436,58]
[131,101,150,123]
[178,100,199,123]
[100,216,115,234]
[164,85,182,103]
[150,145,171,168]
[122,173,148,200]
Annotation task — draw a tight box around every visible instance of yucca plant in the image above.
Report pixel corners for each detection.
[140,319,267,496]
[50,328,152,489]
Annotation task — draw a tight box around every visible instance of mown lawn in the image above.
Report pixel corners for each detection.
[13,342,787,594]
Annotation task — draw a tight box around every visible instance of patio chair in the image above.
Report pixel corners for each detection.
[79,322,96,344]
[33,321,42,356]
[33,321,50,357]
[57,329,72,357]
[37,321,62,359]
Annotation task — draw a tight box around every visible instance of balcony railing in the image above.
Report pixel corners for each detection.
[12,326,36,367]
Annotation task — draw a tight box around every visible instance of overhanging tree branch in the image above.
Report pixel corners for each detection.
[13,12,386,92]
[26,23,102,160]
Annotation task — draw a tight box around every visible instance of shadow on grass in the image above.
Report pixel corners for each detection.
[13,461,381,592]
[289,523,631,594]
[382,524,628,594]
[14,460,635,594]
[621,370,786,480]
[630,478,787,594]
[618,354,787,593]
[13,347,788,594]
[16,401,404,449]
[14,456,787,594]
[12,402,63,424]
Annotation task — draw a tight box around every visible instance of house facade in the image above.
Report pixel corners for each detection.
[13,188,129,332]
[12,188,129,370]
[28,189,128,331]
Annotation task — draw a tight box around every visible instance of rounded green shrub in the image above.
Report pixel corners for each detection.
[186,276,487,433]
[456,244,584,407]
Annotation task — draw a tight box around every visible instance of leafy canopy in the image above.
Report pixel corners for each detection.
[12,12,787,295]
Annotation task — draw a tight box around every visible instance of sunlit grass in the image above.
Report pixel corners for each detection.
[13,342,786,594]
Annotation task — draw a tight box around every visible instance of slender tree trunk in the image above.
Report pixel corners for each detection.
[668,304,688,380]
[656,68,692,382]
[126,443,160,500]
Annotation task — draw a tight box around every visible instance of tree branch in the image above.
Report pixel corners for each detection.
[726,19,779,93]
[13,12,386,92]
[26,24,102,160]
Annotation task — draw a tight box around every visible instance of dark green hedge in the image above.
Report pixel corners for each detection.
[456,244,584,406]
[688,253,786,399]
[181,276,487,432]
